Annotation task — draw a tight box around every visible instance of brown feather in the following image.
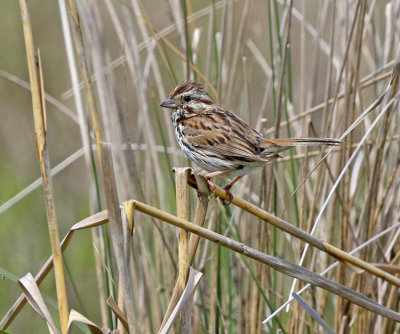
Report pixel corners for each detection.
[170,80,205,98]
[183,115,266,160]
[261,138,341,154]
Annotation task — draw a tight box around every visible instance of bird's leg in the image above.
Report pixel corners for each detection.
[205,170,230,194]
[223,176,243,191]
[205,171,242,207]
[222,176,242,205]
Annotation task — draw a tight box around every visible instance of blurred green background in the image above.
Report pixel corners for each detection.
[0,1,95,331]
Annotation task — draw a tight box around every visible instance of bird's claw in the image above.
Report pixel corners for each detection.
[206,178,234,207]
[221,185,234,207]
[206,179,217,193]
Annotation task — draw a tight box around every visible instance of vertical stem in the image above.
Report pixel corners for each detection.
[208,239,218,333]
[181,0,190,79]
[66,0,103,164]
[175,168,191,289]
[159,172,208,331]
[174,167,191,332]
[100,143,137,334]
[19,1,69,332]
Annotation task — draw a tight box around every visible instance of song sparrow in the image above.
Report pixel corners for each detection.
[160,80,340,202]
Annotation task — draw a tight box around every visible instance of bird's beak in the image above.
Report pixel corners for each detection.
[159,98,177,109]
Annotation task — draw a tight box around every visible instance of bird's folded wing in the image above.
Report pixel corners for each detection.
[187,131,267,161]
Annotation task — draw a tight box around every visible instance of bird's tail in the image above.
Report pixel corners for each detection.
[260,138,341,154]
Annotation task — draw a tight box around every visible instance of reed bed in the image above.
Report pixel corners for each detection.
[0,0,400,333]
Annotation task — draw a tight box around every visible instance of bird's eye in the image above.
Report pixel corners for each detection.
[184,95,191,102]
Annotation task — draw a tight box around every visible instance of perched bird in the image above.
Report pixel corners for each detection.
[160,80,340,202]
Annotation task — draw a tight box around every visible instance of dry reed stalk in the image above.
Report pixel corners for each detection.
[58,1,235,100]
[249,216,265,333]
[158,34,219,100]
[130,199,400,321]
[174,168,191,332]
[117,203,134,333]
[372,163,400,225]
[225,0,250,104]
[2,190,398,331]
[186,174,210,263]
[258,172,271,332]
[264,68,393,137]
[366,66,400,244]
[107,296,129,331]
[358,53,400,333]
[215,0,229,94]
[289,125,313,328]
[175,168,191,292]
[59,1,109,327]
[336,1,367,329]
[62,4,112,324]
[19,1,69,332]
[158,172,209,332]
[104,1,165,203]
[274,0,294,139]
[186,174,400,287]
[66,0,103,163]
[100,143,137,333]
[0,211,108,331]
[125,0,178,167]
[265,222,400,324]
[299,0,306,115]
[208,239,218,333]
[380,283,398,333]
[58,0,90,168]
[308,1,329,109]
[18,273,60,333]
[314,10,337,320]
[182,0,190,80]
[114,0,220,101]
[247,160,270,334]
[283,69,400,315]
[298,122,312,236]
[205,204,219,333]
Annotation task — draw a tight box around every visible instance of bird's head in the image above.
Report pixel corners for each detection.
[159,80,215,113]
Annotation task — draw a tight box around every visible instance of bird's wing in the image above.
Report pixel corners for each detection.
[182,112,267,161]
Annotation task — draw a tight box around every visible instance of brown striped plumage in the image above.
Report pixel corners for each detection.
[160,80,340,202]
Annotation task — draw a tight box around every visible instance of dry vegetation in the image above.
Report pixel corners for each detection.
[0,0,400,333]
